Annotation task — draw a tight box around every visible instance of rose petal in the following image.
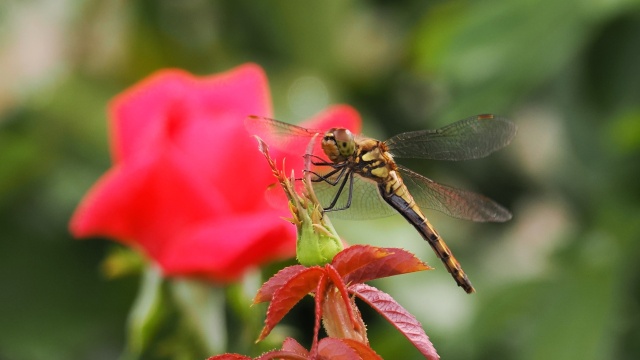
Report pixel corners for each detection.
[70,148,226,251]
[161,211,295,281]
[71,64,363,282]
[110,64,272,165]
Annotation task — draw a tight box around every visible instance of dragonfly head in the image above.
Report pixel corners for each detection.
[322,128,355,162]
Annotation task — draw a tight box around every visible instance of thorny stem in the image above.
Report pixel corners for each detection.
[310,274,328,358]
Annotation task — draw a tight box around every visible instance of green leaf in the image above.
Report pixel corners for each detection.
[171,279,227,355]
[607,109,640,154]
[413,0,635,120]
[122,265,165,360]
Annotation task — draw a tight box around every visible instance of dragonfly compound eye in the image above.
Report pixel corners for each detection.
[333,129,356,157]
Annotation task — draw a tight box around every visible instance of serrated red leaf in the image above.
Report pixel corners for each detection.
[317,337,362,360]
[207,354,252,360]
[342,247,432,284]
[339,339,383,360]
[254,265,307,303]
[331,245,391,280]
[350,283,440,360]
[254,350,308,360]
[258,266,326,341]
[281,337,310,357]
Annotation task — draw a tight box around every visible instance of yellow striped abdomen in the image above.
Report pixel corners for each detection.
[380,170,475,294]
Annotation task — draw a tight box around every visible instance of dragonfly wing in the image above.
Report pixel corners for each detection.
[245,115,323,155]
[385,114,517,161]
[312,172,397,220]
[398,165,512,222]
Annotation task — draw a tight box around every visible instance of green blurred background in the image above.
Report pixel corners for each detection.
[2,0,640,359]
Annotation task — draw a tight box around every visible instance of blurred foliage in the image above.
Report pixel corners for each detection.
[1,0,640,359]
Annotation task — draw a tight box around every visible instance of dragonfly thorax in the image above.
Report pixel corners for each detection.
[322,128,356,162]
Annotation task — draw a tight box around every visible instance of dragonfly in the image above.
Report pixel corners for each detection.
[245,114,516,293]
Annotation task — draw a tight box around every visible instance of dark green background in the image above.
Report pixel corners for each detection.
[1,0,640,359]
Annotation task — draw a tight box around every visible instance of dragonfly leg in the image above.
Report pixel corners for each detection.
[308,165,348,186]
[323,171,355,212]
[294,160,344,182]
[304,153,333,166]
[299,154,346,181]
[299,154,355,213]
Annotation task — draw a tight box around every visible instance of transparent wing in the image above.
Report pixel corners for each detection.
[398,165,512,222]
[385,114,517,161]
[245,115,323,155]
[249,115,513,222]
[312,166,512,222]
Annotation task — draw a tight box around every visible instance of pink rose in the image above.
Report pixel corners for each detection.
[70,63,361,282]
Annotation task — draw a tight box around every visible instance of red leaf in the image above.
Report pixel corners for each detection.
[339,339,383,360]
[342,247,432,284]
[207,354,251,360]
[254,265,307,304]
[331,245,391,279]
[350,283,440,360]
[255,351,308,360]
[281,337,310,357]
[258,267,326,341]
[317,338,362,360]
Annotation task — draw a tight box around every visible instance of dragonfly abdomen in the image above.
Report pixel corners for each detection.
[379,172,476,294]
[422,224,475,294]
